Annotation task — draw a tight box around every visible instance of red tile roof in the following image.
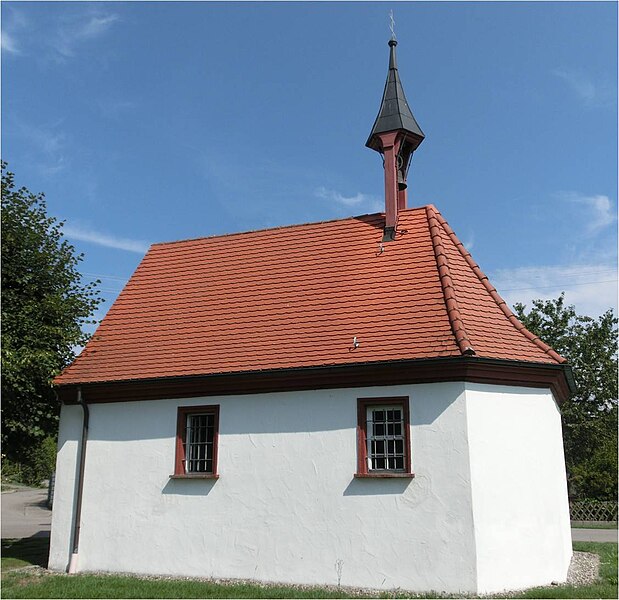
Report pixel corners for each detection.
[55,205,564,386]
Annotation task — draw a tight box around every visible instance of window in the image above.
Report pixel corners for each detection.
[173,405,220,478]
[356,397,413,478]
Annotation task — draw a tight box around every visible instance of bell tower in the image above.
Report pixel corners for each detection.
[367,37,424,241]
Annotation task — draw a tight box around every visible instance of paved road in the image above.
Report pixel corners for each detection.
[572,527,618,543]
[1,487,52,539]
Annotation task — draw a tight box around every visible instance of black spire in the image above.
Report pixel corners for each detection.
[366,39,424,152]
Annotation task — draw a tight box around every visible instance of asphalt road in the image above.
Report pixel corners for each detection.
[571,527,618,543]
[1,486,618,543]
[1,486,52,539]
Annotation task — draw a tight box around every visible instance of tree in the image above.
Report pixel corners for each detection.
[513,294,618,500]
[1,161,103,463]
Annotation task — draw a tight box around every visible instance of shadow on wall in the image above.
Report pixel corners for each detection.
[409,385,460,427]
[343,477,413,496]
[161,477,218,496]
[59,383,463,444]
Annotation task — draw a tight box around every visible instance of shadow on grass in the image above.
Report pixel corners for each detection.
[1,536,49,571]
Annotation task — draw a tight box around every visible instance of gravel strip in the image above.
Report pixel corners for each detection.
[565,550,600,586]
[10,552,600,598]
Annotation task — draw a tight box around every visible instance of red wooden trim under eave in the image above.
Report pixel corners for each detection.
[56,357,574,406]
[174,404,220,477]
[356,396,411,477]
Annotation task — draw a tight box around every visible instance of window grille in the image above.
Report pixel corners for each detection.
[184,413,215,473]
[366,406,406,471]
[174,405,219,477]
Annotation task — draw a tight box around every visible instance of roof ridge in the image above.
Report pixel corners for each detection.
[431,208,566,365]
[151,207,425,248]
[425,205,476,357]
[151,215,374,247]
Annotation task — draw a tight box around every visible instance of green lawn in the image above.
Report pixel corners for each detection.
[571,522,618,530]
[1,538,617,599]
[1,537,50,572]
[515,542,618,599]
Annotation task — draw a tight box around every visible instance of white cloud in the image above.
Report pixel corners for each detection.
[51,11,120,59]
[63,224,149,254]
[1,31,20,54]
[315,186,382,213]
[553,68,595,102]
[463,233,475,251]
[1,7,27,55]
[13,118,69,175]
[553,68,615,108]
[29,126,65,154]
[577,195,615,233]
[97,98,137,119]
[39,157,68,176]
[557,191,616,234]
[1,7,119,62]
[491,264,618,318]
[77,15,119,39]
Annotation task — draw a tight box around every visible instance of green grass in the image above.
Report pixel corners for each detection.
[515,542,617,599]
[1,537,50,572]
[571,522,618,530]
[0,483,22,493]
[1,575,362,599]
[1,538,617,599]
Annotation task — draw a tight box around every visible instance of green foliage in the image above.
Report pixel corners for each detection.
[1,161,102,461]
[570,430,618,501]
[0,456,24,485]
[1,436,58,487]
[513,294,618,501]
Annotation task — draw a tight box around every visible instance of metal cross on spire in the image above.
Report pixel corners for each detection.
[389,10,396,41]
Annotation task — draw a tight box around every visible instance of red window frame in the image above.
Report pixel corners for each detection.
[356,397,413,478]
[173,404,220,478]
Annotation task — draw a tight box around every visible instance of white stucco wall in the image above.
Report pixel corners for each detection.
[465,384,572,594]
[49,382,478,593]
[49,403,83,571]
[48,381,572,593]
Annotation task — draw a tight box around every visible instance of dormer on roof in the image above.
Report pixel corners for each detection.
[367,37,425,241]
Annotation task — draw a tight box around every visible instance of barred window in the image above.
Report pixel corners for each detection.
[366,406,406,471]
[356,397,412,478]
[184,413,215,473]
[174,405,220,477]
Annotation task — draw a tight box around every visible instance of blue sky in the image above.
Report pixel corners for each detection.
[2,1,617,328]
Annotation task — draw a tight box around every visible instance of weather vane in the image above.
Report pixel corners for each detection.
[389,9,396,40]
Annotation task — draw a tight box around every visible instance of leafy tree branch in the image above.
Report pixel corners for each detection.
[514,294,618,500]
[1,161,103,463]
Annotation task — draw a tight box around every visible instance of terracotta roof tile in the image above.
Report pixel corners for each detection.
[54,206,564,386]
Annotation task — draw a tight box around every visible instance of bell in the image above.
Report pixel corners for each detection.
[397,170,407,191]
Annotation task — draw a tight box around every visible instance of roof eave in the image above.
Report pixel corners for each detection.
[55,355,574,406]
